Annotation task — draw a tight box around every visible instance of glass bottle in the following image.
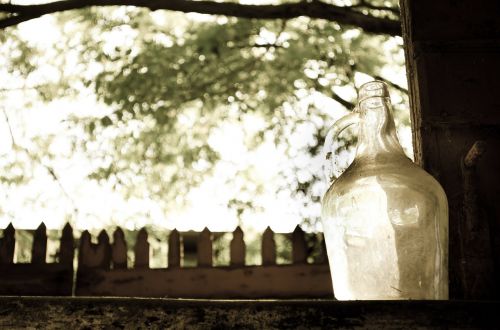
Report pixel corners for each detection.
[321,81,448,300]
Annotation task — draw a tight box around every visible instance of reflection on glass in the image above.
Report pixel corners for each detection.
[321,81,448,300]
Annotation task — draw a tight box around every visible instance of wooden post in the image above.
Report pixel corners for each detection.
[262,226,276,266]
[59,223,74,266]
[230,226,245,266]
[32,222,47,264]
[134,228,149,269]
[168,229,181,268]
[0,223,15,264]
[292,225,307,264]
[400,0,500,299]
[197,227,212,267]
[112,227,127,269]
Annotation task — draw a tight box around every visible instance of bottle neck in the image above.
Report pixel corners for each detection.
[355,97,406,160]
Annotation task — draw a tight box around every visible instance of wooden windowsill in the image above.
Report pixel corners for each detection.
[0,296,499,328]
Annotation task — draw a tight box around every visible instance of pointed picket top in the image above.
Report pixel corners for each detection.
[292,225,307,264]
[80,230,91,246]
[0,222,15,264]
[112,227,127,269]
[262,226,276,266]
[230,226,245,266]
[59,222,74,266]
[197,227,212,267]
[32,222,47,264]
[134,227,149,269]
[168,229,181,268]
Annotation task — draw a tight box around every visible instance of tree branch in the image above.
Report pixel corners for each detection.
[373,75,407,93]
[330,90,355,109]
[351,0,400,16]
[0,0,401,35]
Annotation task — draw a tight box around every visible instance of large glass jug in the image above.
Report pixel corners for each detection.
[321,81,448,300]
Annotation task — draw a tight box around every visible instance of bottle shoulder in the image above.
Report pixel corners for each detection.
[324,156,447,202]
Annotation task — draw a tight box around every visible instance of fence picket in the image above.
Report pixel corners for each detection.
[0,223,15,264]
[197,227,212,267]
[98,230,111,269]
[292,225,307,264]
[134,228,149,269]
[168,229,181,268]
[79,230,111,269]
[112,227,127,269]
[32,222,47,264]
[230,226,245,266]
[1,224,333,298]
[59,223,74,266]
[78,230,93,268]
[262,226,276,266]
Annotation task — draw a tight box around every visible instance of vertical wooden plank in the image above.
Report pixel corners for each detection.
[32,222,47,264]
[0,223,15,264]
[168,229,181,268]
[262,226,276,266]
[197,227,212,267]
[78,230,93,268]
[230,226,245,266]
[59,223,74,266]
[400,0,500,299]
[292,225,307,264]
[134,227,149,269]
[97,230,111,270]
[112,227,127,269]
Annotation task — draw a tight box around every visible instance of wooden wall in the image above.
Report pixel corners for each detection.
[400,0,500,299]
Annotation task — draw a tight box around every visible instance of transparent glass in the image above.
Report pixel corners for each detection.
[321,81,448,300]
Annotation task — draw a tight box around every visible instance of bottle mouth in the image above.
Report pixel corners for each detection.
[358,80,389,104]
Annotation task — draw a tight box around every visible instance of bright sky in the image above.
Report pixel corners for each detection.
[0,9,409,234]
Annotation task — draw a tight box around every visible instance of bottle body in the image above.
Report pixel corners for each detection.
[322,156,448,299]
[321,81,448,300]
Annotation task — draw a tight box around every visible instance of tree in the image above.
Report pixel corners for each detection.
[0,0,408,231]
[0,0,400,35]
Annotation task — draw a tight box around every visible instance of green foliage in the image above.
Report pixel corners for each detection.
[0,1,407,230]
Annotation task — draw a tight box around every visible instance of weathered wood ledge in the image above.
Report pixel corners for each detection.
[0,297,498,328]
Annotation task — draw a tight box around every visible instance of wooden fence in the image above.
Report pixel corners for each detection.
[0,223,333,298]
[0,223,74,296]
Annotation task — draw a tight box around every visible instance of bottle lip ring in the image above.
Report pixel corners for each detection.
[358,79,386,90]
[357,95,390,106]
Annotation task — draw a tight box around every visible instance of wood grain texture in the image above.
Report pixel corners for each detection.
[168,229,181,268]
[32,223,47,264]
[0,223,15,264]
[134,228,149,269]
[230,226,245,266]
[197,227,212,267]
[0,297,498,328]
[400,0,500,299]
[292,226,307,264]
[112,227,127,269]
[262,226,276,266]
[74,264,333,298]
